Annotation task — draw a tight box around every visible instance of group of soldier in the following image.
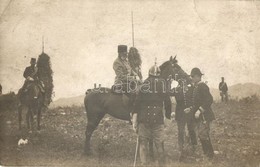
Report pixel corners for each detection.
[113,45,221,166]
[15,44,229,166]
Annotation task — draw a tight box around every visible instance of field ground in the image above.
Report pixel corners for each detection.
[0,99,260,167]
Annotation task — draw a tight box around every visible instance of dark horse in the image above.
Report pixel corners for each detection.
[18,82,44,131]
[83,56,191,155]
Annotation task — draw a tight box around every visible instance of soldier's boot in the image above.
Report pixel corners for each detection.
[205,139,214,160]
[200,139,214,160]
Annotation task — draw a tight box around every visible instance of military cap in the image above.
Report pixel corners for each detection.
[118,45,127,53]
[190,67,203,76]
[30,58,36,64]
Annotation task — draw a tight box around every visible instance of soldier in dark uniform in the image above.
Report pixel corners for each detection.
[174,81,197,161]
[184,68,215,160]
[0,84,2,95]
[21,58,44,97]
[113,45,139,93]
[219,77,228,102]
[132,64,172,166]
[21,58,38,92]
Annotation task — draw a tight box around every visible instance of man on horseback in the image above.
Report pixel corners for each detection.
[113,45,139,93]
[21,58,44,98]
[132,63,172,166]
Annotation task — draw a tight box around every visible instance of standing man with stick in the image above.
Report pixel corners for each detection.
[132,63,172,166]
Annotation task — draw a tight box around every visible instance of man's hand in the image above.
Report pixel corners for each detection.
[195,110,201,119]
[132,113,138,133]
[184,107,191,114]
[27,77,34,81]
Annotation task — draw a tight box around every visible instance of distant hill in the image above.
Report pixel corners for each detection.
[210,83,260,101]
[50,83,260,107]
[50,95,85,108]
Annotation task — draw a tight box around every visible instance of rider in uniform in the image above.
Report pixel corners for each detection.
[132,63,172,166]
[113,45,138,93]
[21,58,44,97]
[184,68,215,160]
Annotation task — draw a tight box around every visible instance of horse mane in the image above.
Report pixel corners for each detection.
[159,60,170,72]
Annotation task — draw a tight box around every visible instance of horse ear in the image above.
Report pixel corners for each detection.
[170,56,173,61]
[174,55,177,60]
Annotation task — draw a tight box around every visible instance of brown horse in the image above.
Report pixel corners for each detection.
[83,56,191,155]
[18,82,44,131]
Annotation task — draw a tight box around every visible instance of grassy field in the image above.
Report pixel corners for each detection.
[0,97,259,167]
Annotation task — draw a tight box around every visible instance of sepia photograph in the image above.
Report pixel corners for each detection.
[0,0,260,166]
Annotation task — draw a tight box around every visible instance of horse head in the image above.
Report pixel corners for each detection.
[159,55,191,88]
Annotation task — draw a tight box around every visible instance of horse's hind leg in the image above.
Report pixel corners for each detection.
[84,112,105,155]
[18,105,23,130]
[26,109,30,130]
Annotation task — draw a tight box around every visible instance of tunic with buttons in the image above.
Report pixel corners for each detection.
[191,81,215,122]
[133,76,172,125]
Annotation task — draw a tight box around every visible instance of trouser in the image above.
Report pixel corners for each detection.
[198,121,214,159]
[221,92,228,102]
[138,123,165,166]
[177,115,197,152]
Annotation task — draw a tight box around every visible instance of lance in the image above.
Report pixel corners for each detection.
[131,11,135,47]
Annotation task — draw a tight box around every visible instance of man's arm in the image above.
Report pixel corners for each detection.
[23,67,29,79]
[113,61,128,81]
[200,83,213,112]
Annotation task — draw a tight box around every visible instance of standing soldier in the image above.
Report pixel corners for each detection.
[132,63,172,166]
[184,68,215,160]
[113,45,138,93]
[175,81,197,161]
[0,84,2,95]
[219,77,228,102]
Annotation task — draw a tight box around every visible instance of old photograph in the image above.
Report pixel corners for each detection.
[0,0,260,166]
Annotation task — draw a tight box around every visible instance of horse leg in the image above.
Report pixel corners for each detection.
[84,112,105,155]
[37,106,42,130]
[18,105,23,130]
[26,108,30,130]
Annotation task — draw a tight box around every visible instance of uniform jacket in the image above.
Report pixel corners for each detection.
[113,57,132,84]
[133,76,172,125]
[23,66,38,80]
[174,85,194,121]
[219,82,228,92]
[192,81,215,122]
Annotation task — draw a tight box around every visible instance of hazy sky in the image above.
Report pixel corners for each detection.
[0,0,260,99]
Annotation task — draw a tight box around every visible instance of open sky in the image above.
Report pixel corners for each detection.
[0,0,260,99]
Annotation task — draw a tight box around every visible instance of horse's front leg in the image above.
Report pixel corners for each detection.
[26,109,30,130]
[37,106,42,131]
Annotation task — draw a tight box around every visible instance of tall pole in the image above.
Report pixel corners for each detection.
[131,11,135,47]
[42,36,44,53]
